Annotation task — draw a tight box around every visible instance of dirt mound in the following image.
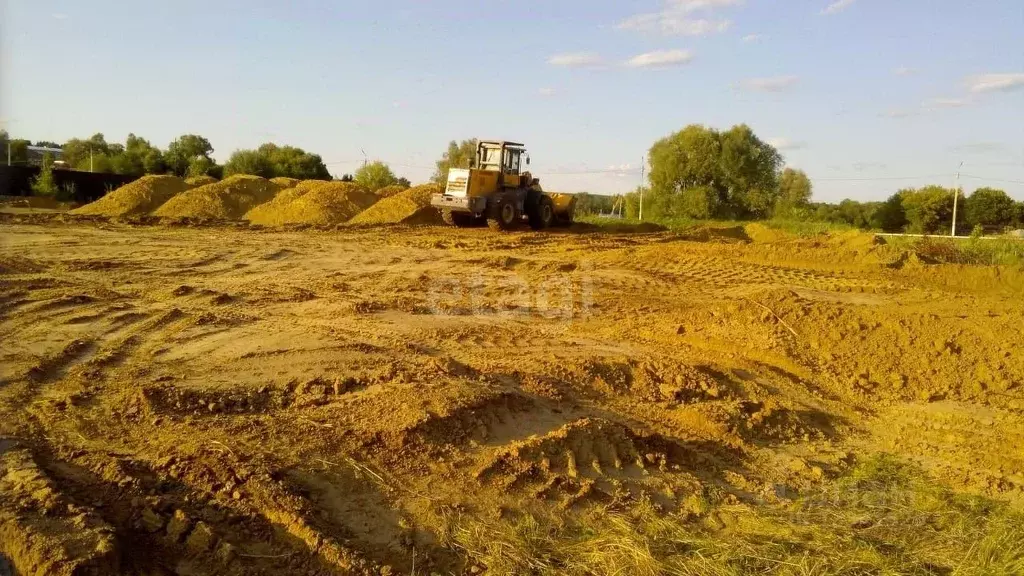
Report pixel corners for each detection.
[153,175,280,221]
[347,184,442,226]
[184,175,218,187]
[744,223,787,243]
[244,182,377,226]
[269,177,301,189]
[70,175,189,217]
[374,184,408,199]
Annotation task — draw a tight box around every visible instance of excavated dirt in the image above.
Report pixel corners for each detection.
[268,177,301,189]
[1,220,1023,575]
[70,175,190,218]
[347,183,443,226]
[244,182,378,227]
[153,175,280,221]
[185,176,218,187]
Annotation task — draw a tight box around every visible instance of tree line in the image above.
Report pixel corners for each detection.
[610,123,1021,234]
[1,130,335,181]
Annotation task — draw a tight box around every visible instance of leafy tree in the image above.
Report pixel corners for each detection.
[110,134,164,176]
[870,193,907,232]
[433,139,478,184]
[2,130,31,165]
[257,143,331,180]
[339,173,354,182]
[62,133,111,171]
[718,124,783,217]
[775,168,812,216]
[165,134,214,177]
[900,186,957,234]
[354,161,398,192]
[31,153,59,196]
[678,186,720,219]
[186,156,216,179]
[964,187,1016,230]
[223,149,273,178]
[396,177,412,189]
[33,141,62,149]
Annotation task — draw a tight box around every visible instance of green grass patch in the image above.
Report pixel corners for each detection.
[441,454,1024,575]
[885,236,1024,267]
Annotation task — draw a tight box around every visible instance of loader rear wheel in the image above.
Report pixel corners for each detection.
[528,196,555,230]
[487,198,517,231]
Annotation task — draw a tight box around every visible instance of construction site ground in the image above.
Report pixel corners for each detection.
[1,217,1022,575]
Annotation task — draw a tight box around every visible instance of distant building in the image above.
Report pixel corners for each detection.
[25,145,64,167]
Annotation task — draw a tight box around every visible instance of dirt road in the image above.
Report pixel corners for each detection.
[1,220,1022,575]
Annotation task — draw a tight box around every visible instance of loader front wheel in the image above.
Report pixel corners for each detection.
[528,196,555,230]
[487,198,518,231]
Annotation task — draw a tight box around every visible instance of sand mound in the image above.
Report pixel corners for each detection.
[71,175,189,218]
[184,175,217,187]
[375,185,408,199]
[744,223,787,243]
[245,182,378,226]
[269,177,302,189]
[347,184,442,226]
[153,175,280,221]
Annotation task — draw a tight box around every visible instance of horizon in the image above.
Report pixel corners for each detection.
[2,0,1022,200]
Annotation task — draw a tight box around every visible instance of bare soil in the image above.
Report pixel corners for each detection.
[1,218,1022,575]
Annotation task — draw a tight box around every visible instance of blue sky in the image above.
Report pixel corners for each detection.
[2,0,1022,200]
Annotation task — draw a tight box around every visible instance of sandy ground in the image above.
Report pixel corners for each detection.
[1,220,1022,575]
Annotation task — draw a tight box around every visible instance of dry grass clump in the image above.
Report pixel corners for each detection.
[184,175,217,187]
[347,183,442,226]
[153,175,280,221]
[442,455,1024,575]
[70,175,189,217]
[269,177,302,189]
[245,182,377,226]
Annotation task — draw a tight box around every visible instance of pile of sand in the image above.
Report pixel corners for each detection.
[70,175,189,218]
[153,175,280,221]
[184,175,218,187]
[245,182,378,226]
[375,184,408,199]
[348,184,443,226]
[269,177,301,189]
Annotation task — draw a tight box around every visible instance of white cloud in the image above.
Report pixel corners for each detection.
[538,87,556,96]
[893,66,915,77]
[616,0,740,37]
[737,75,799,92]
[821,0,856,15]
[742,33,765,43]
[883,109,916,119]
[966,73,1024,94]
[924,97,968,108]
[547,53,603,68]
[607,163,635,178]
[768,138,806,151]
[625,49,694,69]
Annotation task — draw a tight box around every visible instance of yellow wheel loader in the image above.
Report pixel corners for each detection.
[431,140,576,231]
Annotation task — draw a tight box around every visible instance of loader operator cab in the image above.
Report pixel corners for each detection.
[476,141,529,177]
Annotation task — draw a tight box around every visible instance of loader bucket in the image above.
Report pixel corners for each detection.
[548,193,577,224]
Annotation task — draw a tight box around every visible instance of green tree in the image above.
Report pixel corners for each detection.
[775,168,812,216]
[870,193,907,232]
[165,134,214,177]
[433,139,478,184]
[718,124,783,218]
[109,134,164,176]
[187,156,216,179]
[258,143,331,179]
[964,187,1016,230]
[900,186,957,234]
[33,141,62,149]
[223,149,273,178]
[354,161,398,192]
[62,133,112,171]
[31,153,59,197]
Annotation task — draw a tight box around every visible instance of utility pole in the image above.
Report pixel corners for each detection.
[90,147,94,172]
[360,149,368,169]
[951,161,963,236]
[639,155,645,221]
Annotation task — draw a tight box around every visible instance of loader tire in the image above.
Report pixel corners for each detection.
[487,197,518,231]
[528,196,555,230]
[441,209,456,226]
[443,210,476,228]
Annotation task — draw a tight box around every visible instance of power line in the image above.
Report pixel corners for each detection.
[960,174,1024,185]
